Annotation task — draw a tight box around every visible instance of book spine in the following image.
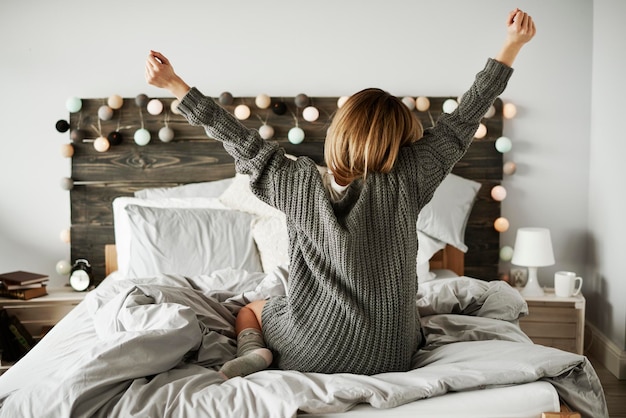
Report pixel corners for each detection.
[8,323,32,351]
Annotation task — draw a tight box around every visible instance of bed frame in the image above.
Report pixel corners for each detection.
[68,95,503,283]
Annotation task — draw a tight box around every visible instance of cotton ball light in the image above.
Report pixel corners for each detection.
[288,127,305,144]
[70,129,86,143]
[295,93,309,108]
[219,92,234,105]
[258,124,275,140]
[93,136,110,152]
[59,228,71,244]
[159,126,175,142]
[55,119,70,133]
[494,217,510,232]
[401,96,415,110]
[134,128,151,146]
[442,99,458,114]
[66,97,82,113]
[302,106,320,122]
[98,105,114,121]
[107,131,123,145]
[503,103,517,119]
[170,99,181,114]
[415,96,430,111]
[147,99,164,115]
[272,101,287,115]
[56,260,72,275]
[495,136,512,153]
[255,94,271,109]
[474,123,487,139]
[234,104,251,120]
[108,94,124,110]
[491,185,507,201]
[484,105,496,118]
[503,161,517,175]
[60,143,74,158]
[60,177,74,190]
[337,96,349,108]
[499,245,514,262]
[135,94,149,107]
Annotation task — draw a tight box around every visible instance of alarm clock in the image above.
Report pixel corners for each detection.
[69,259,93,292]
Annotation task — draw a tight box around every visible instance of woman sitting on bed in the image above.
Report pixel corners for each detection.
[145,8,535,379]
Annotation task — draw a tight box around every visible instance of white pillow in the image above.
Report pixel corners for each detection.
[251,215,290,273]
[125,205,263,278]
[417,173,481,252]
[113,197,227,276]
[417,231,447,283]
[219,173,284,218]
[134,178,235,200]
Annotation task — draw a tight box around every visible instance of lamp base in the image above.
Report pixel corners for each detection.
[521,267,545,297]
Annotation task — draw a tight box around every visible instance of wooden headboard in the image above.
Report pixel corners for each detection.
[68,95,503,283]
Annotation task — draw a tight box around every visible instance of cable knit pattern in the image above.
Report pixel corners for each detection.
[177,58,513,375]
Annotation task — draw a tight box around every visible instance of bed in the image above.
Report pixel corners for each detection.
[0,94,609,417]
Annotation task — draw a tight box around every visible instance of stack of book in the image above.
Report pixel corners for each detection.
[0,271,49,300]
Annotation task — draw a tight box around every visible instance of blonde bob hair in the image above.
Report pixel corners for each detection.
[324,88,423,186]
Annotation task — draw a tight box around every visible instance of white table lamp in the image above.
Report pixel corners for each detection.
[511,227,555,297]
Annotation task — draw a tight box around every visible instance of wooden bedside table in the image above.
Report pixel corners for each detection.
[518,288,585,355]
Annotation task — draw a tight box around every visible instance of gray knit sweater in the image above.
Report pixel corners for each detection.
[177,58,513,375]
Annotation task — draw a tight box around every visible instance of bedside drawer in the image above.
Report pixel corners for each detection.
[3,304,76,337]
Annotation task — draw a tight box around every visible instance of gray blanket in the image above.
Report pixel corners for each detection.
[0,271,608,417]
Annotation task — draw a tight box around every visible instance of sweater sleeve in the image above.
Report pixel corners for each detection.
[400,58,514,209]
[175,88,291,209]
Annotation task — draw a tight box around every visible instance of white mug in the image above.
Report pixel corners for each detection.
[554,271,583,297]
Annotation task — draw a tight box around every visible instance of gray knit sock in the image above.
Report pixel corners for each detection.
[220,328,272,379]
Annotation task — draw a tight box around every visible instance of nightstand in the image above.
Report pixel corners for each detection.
[0,287,86,374]
[518,288,585,355]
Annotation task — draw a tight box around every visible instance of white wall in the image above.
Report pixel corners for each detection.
[1,1,622,350]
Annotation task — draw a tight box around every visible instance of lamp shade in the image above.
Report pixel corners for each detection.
[511,227,555,267]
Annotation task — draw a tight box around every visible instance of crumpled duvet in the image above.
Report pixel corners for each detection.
[0,270,608,418]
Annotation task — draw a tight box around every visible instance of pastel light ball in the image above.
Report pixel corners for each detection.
[474,123,487,139]
[59,229,71,243]
[108,94,124,110]
[495,136,513,153]
[60,143,74,158]
[158,126,175,142]
[234,104,251,120]
[255,94,271,109]
[66,97,82,113]
[98,105,114,121]
[94,136,110,152]
[503,161,517,175]
[56,119,70,133]
[491,185,507,201]
[442,99,458,114]
[499,245,514,261]
[147,99,164,115]
[415,96,430,111]
[295,93,309,107]
[401,96,416,110]
[60,177,74,190]
[484,105,496,118]
[170,99,181,114]
[503,103,517,119]
[302,106,320,122]
[337,96,349,108]
[56,260,72,275]
[259,124,275,140]
[219,92,234,105]
[494,217,510,232]
[288,127,305,144]
[70,129,86,143]
[134,128,151,146]
[135,94,149,107]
